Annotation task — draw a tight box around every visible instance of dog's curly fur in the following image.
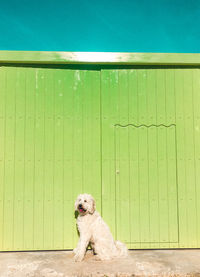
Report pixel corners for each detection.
[74,193,128,262]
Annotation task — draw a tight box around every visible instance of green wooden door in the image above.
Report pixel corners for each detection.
[1,65,200,251]
[0,66,101,251]
[101,68,200,249]
[115,125,178,245]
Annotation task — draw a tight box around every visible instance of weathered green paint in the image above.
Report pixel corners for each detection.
[101,68,200,249]
[0,52,200,251]
[0,66,101,251]
[0,51,200,65]
[115,125,178,245]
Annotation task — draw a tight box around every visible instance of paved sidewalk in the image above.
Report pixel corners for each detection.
[0,250,200,277]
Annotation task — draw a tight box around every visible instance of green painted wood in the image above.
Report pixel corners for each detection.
[101,68,200,249]
[23,68,35,250]
[1,58,200,251]
[3,67,16,251]
[182,69,196,248]
[193,69,200,247]
[1,51,200,65]
[115,125,178,245]
[0,67,6,251]
[0,66,101,251]
[101,70,118,238]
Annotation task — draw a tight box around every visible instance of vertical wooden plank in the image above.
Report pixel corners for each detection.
[148,127,160,245]
[137,70,147,125]
[63,70,75,249]
[117,127,130,243]
[156,69,168,248]
[24,68,35,250]
[43,69,54,250]
[82,71,92,196]
[165,69,176,125]
[129,127,140,244]
[193,68,200,247]
[157,126,169,243]
[82,71,90,194]
[128,71,140,247]
[33,68,45,249]
[118,70,129,125]
[13,68,26,250]
[115,126,120,239]
[137,70,150,247]
[101,70,119,237]
[53,69,64,249]
[110,70,120,237]
[156,70,166,126]
[138,127,150,243]
[183,69,197,247]
[167,126,178,242]
[165,69,178,246]
[175,69,188,247]
[0,67,6,250]
[101,69,112,219]
[3,67,16,250]
[90,71,101,208]
[118,70,130,243]
[146,69,157,125]
[73,70,83,197]
[146,69,159,248]
[128,70,138,124]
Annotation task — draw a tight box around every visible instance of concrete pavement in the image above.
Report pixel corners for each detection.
[0,249,200,276]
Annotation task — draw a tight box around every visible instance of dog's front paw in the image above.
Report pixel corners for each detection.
[73,253,84,262]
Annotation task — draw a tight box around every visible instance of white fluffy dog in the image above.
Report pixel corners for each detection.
[74,193,128,262]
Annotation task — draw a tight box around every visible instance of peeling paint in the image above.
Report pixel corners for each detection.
[36,70,39,89]
[73,70,81,90]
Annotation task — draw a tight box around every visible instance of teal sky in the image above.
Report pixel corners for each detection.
[0,0,200,53]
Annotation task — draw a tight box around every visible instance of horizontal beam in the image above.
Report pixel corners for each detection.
[0,51,200,65]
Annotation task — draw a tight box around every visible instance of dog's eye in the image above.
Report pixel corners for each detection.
[84,200,87,202]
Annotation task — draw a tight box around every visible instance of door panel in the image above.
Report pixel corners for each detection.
[115,125,178,244]
[0,67,101,251]
[101,68,182,249]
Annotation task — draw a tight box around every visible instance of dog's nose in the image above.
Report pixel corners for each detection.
[78,204,82,208]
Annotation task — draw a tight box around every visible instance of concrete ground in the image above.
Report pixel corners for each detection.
[0,250,200,277]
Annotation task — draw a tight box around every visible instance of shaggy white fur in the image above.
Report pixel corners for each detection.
[74,193,128,262]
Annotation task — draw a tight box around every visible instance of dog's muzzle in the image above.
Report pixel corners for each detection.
[78,204,86,213]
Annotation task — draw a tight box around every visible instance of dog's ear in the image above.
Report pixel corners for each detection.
[89,196,96,214]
